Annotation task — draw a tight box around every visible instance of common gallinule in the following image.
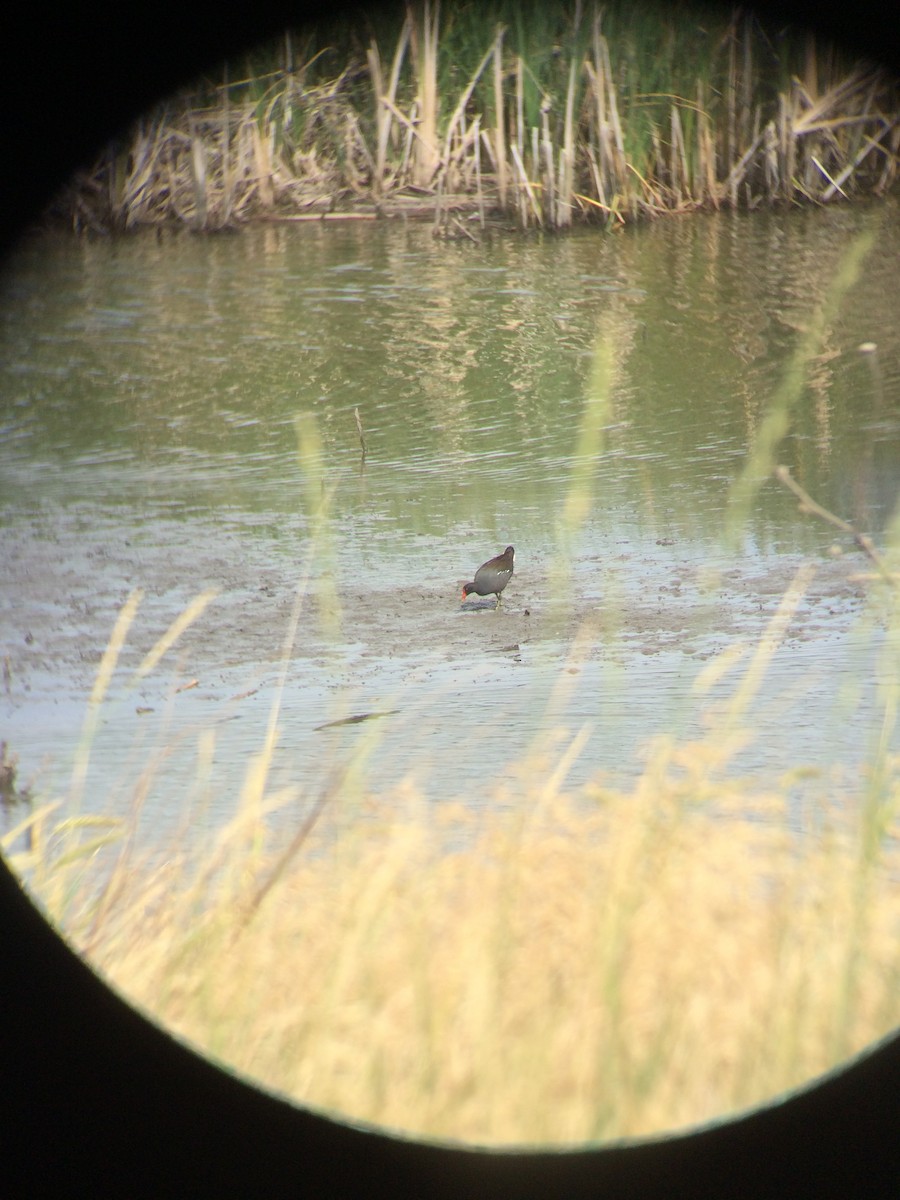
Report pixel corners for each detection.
[461,545,515,607]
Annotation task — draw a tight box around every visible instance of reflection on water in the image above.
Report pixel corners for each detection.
[1,203,898,840]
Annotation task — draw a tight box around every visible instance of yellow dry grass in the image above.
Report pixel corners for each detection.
[11,727,900,1147]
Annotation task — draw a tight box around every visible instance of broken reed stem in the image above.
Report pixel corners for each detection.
[353,406,367,461]
[492,25,508,209]
[773,465,894,585]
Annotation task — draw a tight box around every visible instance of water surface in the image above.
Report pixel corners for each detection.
[1,204,898,842]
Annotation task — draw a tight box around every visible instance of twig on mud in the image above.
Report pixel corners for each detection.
[354,405,368,461]
[315,709,398,732]
[773,463,895,586]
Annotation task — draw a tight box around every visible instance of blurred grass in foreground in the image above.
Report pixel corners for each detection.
[5,663,900,1145]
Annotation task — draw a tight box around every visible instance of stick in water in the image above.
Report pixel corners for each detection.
[354,406,367,461]
[773,464,893,586]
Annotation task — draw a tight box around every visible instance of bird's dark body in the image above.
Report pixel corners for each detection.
[462,545,515,606]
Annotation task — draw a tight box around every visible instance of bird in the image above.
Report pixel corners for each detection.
[461,546,515,608]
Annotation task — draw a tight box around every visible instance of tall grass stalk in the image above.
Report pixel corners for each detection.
[367,18,411,195]
[725,225,877,542]
[409,0,441,188]
[492,25,508,209]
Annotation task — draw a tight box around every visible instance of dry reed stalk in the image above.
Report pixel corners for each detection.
[784,68,900,201]
[221,69,235,224]
[473,114,485,227]
[773,465,892,582]
[250,123,275,209]
[408,0,440,187]
[763,117,778,198]
[398,98,418,182]
[510,141,542,228]
[571,188,621,223]
[584,94,604,206]
[719,126,766,203]
[599,30,629,205]
[188,130,208,229]
[739,14,754,160]
[584,28,611,208]
[556,47,579,228]
[491,25,508,208]
[444,120,484,193]
[515,54,525,166]
[540,102,555,224]
[366,41,386,191]
[627,161,668,215]
[478,125,499,176]
[368,16,410,196]
[650,125,664,196]
[726,15,738,206]
[585,142,604,209]
[777,91,790,200]
[669,104,689,202]
[379,96,435,179]
[792,69,873,135]
[438,39,495,176]
[878,121,900,192]
[696,81,717,204]
[268,212,379,222]
[121,123,170,226]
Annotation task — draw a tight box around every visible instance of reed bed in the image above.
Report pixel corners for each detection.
[55,2,898,233]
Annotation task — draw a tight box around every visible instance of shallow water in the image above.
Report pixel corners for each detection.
[1,203,899,843]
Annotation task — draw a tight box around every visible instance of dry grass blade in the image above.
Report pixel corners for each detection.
[369,16,411,194]
[510,141,543,227]
[408,0,440,187]
[556,45,579,227]
[492,25,508,208]
[773,465,894,583]
[820,117,900,200]
[726,226,876,538]
[440,38,496,169]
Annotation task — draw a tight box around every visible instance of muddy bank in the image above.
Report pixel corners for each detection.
[2,504,870,717]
